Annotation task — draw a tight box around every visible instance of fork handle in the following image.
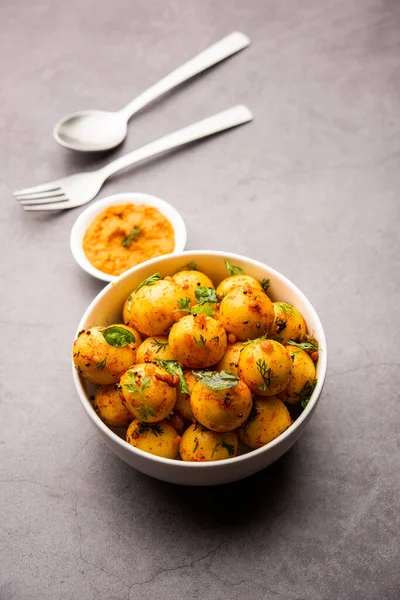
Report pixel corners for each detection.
[99,105,253,180]
[119,32,250,120]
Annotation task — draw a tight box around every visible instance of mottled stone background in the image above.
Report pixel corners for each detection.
[1,1,399,599]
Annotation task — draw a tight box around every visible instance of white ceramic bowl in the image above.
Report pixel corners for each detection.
[72,251,327,486]
[70,192,187,282]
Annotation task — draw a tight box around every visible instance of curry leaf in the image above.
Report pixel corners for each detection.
[101,326,135,347]
[192,370,239,390]
[155,359,189,394]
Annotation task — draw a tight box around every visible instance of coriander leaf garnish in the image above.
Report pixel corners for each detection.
[124,372,154,419]
[224,259,244,276]
[191,304,213,317]
[136,403,156,420]
[134,272,161,294]
[192,370,239,391]
[261,278,270,292]
[101,326,135,347]
[124,372,151,398]
[176,297,213,317]
[178,297,192,311]
[95,357,107,370]
[137,422,164,437]
[256,359,278,391]
[297,379,318,408]
[121,225,141,248]
[211,437,235,458]
[150,339,169,354]
[174,262,198,273]
[154,359,189,394]
[288,340,320,352]
[243,334,268,347]
[193,439,199,453]
[193,334,210,363]
[276,302,295,316]
[194,334,207,348]
[126,273,161,312]
[194,287,218,305]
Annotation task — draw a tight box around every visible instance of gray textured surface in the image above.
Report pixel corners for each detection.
[1,0,400,598]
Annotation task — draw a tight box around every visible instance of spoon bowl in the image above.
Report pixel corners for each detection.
[53,110,127,152]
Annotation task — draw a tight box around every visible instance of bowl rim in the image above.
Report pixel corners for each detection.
[73,250,327,469]
[69,192,187,283]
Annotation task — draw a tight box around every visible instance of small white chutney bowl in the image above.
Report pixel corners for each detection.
[72,251,327,486]
[70,192,187,283]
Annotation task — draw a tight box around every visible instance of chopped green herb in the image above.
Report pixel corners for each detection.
[256,359,278,391]
[288,340,320,352]
[134,272,161,294]
[121,225,141,248]
[95,357,107,370]
[191,304,213,317]
[137,422,164,437]
[242,403,258,436]
[193,439,199,453]
[123,371,154,420]
[177,297,213,317]
[193,334,207,349]
[150,339,169,354]
[155,359,189,394]
[297,379,318,408]
[124,372,151,398]
[261,278,270,292]
[194,287,218,305]
[224,259,244,276]
[211,438,235,458]
[193,334,210,363]
[136,403,155,420]
[243,334,268,347]
[276,303,295,316]
[174,262,198,273]
[101,326,135,347]
[192,370,239,391]
[126,273,161,312]
[178,297,192,311]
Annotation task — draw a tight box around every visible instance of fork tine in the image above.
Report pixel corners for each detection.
[23,200,71,212]
[13,182,61,197]
[19,195,68,206]
[15,190,65,201]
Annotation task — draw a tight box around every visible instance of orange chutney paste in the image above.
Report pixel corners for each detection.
[83,204,175,276]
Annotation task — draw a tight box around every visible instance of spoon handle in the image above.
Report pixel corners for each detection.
[100,105,253,179]
[119,32,250,120]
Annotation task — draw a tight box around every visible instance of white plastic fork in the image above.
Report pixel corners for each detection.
[14,105,253,211]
